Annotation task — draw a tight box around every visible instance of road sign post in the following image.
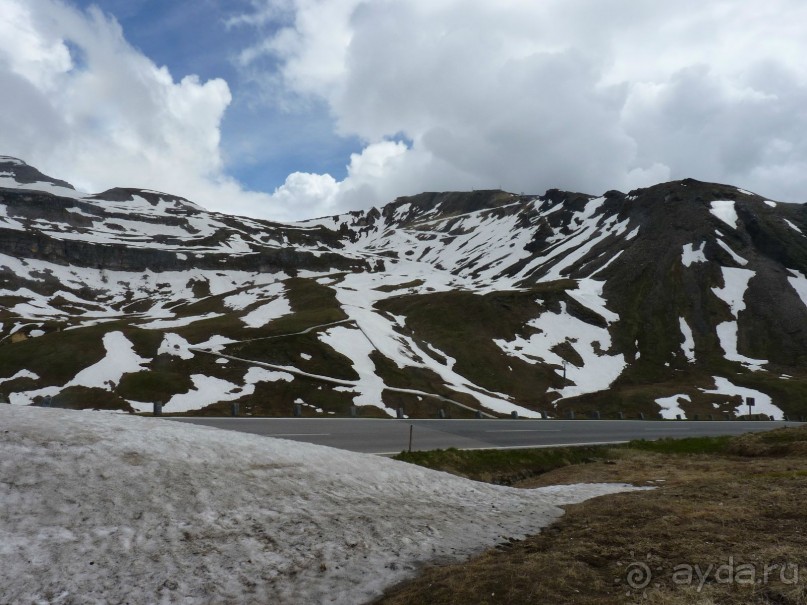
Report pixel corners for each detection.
[746,396,755,418]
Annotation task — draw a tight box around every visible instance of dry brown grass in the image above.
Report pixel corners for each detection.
[375,429,807,605]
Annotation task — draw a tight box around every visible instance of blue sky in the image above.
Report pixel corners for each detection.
[2,1,807,220]
[70,0,361,193]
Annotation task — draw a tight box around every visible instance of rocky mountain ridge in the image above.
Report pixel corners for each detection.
[1,155,806,420]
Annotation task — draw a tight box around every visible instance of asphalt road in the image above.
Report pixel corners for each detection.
[166,418,801,455]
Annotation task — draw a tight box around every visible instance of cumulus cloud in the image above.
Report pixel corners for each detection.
[0,0,286,218]
[239,0,807,210]
[4,0,807,221]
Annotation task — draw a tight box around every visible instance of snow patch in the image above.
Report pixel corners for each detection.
[496,302,625,399]
[784,219,803,235]
[712,267,754,317]
[0,369,40,385]
[67,332,148,390]
[242,296,292,328]
[681,242,707,267]
[0,406,647,605]
[567,279,619,323]
[158,333,195,360]
[787,269,807,310]
[223,290,261,311]
[715,323,767,370]
[590,250,623,277]
[679,317,695,362]
[655,394,689,419]
[319,325,387,411]
[701,377,783,419]
[715,239,748,266]
[157,369,293,414]
[192,335,237,353]
[140,313,224,330]
[710,200,738,228]
[711,268,766,370]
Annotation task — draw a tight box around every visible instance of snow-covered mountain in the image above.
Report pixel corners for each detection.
[1,155,806,420]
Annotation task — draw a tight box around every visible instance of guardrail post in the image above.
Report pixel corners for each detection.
[475,410,483,419]
[294,403,302,417]
[639,412,645,420]
[396,407,405,419]
[438,408,446,419]
[153,402,162,416]
[350,406,357,418]
[231,403,239,417]
[591,410,600,420]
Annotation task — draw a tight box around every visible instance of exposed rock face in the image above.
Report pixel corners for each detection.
[1,157,806,420]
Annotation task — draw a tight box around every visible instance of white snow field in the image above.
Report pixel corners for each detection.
[0,407,645,605]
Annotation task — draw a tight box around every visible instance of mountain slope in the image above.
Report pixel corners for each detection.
[1,156,806,420]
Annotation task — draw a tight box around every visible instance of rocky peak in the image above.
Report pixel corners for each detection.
[0,156,75,190]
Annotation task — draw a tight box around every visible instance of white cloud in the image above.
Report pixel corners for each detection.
[269,170,339,218]
[236,0,807,211]
[4,0,807,221]
[0,0,286,218]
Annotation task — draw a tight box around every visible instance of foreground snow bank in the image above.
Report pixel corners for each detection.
[0,407,643,604]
